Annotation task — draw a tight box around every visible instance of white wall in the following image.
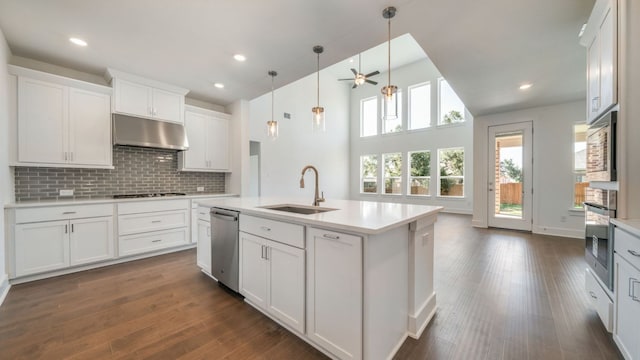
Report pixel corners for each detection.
[0,27,13,303]
[249,71,350,200]
[349,60,474,214]
[226,99,250,195]
[473,100,586,238]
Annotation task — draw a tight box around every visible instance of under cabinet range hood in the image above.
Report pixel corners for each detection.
[112,114,189,150]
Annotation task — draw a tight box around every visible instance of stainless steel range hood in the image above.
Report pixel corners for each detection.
[112,114,189,150]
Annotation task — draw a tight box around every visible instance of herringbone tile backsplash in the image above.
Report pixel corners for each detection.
[14,146,225,201]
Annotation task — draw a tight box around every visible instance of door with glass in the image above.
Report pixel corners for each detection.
[488,122,533,231]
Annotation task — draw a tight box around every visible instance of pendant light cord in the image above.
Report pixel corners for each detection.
[317,52,320,107]
[271,74,274,120]
[387,16,391,88]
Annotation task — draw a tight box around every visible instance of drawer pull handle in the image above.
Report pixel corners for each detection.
[152,239,162,243]
[151,220,162,223]
[62,211,77,215]
[323,234,340,240]
[260,226,271,232]
[589,291,597,300]
[65,224,68,234]
[199,212,207,216]
[628,250,640,257]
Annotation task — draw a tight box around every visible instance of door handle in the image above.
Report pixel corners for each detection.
[71,224,74,233]
[323,233,340,240]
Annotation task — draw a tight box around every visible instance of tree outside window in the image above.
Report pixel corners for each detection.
[438,78,465,125]
[383,153,402,194]
[408,151,430,195]
[438,148,464,197]
[360,155,378,193]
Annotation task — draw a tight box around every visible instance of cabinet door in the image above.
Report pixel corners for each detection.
[599,6,616,114]
[69,216,114,265]
[15,220,70,277]
[197,220,211,274]
[614,255,640,360]
[587,34,601,122]
[152,88,183,124]
[239,232,267,308]
[114,78,151,118]
[206,117,230,171]
[307,228,362,360]
[17,77,68,164]
[69,88,112,166]
[267,239,305,334]
[183,111,209,170]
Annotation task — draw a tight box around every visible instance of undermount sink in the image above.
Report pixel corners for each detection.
[260,204,338,215]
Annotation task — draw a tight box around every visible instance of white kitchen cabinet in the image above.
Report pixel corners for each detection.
[197,219,212,274]
[240,231,268,308]
[107,69,188,124]
[581,0,617,123]
[585,268,613,332]
[179,106,231,172]
[307,227,362,360]
[14,70,112,168]
[613,227,640,360]
[15,220,70,277]
[69,216,114,266]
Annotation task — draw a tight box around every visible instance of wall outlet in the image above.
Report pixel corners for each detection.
[59,189,74,196]
[196,186,204,192]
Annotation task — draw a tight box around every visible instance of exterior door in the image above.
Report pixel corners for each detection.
[488,122,533,231]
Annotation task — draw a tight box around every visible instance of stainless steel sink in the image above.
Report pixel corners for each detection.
[260,204,337,215]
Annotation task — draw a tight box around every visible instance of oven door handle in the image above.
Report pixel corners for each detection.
[584,202,615,217]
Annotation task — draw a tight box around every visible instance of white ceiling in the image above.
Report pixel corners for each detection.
[0,0,593,116]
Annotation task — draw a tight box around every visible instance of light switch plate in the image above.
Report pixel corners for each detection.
[196,186,204,192]
[59,189,74,196]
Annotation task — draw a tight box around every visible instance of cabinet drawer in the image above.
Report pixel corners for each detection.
[119,228,188,256]
[15,204,113,224]
[117,199,189,215]
[585,268,613,332]
[118,209,188,235]
[197,207,211,222]
[239,214,304,249]
[615,228,640,270]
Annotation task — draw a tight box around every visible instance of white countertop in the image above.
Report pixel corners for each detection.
[5,193,238,209]
[612,218,640,238]
[197,197,443,235]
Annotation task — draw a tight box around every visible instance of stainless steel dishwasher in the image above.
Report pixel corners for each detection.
[210,207,240,293]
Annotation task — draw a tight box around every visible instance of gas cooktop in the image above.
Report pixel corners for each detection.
[112,192,187,199]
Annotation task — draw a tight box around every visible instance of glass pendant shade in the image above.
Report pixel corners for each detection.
[267,120,278,139]
[382,85,398,120]
[312,106,325,132]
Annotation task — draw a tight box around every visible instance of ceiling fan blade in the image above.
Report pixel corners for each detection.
[352,83,358,89]
[365,71,380,77]
[338,78,354,81]
[350,68,358,75]
[365,79,378,85]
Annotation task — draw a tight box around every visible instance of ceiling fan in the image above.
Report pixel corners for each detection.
[338,54,380,89]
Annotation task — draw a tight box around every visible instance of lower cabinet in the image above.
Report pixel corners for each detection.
[197,219,212,274]
[69,216,114,266]
[239,231,305,334]
[614,254,640,360]
[306,227,362,360]
[585,268,613,332]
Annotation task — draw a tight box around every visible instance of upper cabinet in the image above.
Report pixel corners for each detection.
[178,105,231,172]
[10,66,113,168]
[580,0,617,124]
[106,69,189,124]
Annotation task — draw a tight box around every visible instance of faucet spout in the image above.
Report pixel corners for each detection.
[300,165,325,206]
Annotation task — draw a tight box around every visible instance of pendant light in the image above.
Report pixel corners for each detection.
[312,45,325,132]
[266,70,278,139]
[381,6,398,121]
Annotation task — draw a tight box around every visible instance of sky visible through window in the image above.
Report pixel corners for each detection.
[439,79,465,124]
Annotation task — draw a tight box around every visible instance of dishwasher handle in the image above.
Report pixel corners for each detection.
[211,211,238,222]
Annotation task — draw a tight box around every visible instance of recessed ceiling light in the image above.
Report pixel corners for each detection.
[519,83,533,90]
[214,83,225,89]
[233,54,246,62]
[69,37,87,47]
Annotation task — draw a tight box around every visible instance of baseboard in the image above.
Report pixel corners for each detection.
[408,292,437,339]
[0,274,11,308]
[471,219,487,228]
[385,332,409,360]
[532,225,583,239]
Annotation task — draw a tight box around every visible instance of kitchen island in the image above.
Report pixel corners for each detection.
[196,197,442,360]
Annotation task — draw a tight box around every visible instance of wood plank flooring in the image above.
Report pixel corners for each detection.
[0,214,622,359]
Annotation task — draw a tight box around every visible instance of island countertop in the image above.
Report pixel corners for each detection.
[195,197,443,235]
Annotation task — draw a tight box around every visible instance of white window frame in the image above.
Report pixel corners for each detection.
[360,96,378,137]
[382,152,403,195]
[408,82,431,130]
[437,147,465,198]
[573,123,588,210]
[437,77,465,126]
[360,154,378,194]
[407,150,431,196]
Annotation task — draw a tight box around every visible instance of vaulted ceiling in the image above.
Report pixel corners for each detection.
[0,0,593,116]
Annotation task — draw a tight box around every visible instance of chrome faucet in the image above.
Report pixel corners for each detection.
[300,165,325,206]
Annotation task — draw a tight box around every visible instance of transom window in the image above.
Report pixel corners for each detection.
[438,78,465,125]
[360,97,378,137]
[408,82,431,130]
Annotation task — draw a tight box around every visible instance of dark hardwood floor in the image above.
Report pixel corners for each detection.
[0,214,622,359]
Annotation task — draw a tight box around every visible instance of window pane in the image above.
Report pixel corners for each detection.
[383,91,402,134]
[360,155,377,193]
[383,153,402,194]
[438,78,465,125]
[409,83,431,130]
[408,150,430,196]
[438,148,464,197]
[574,173,587,208]
[574,124,588,208]
[361,97,377,137]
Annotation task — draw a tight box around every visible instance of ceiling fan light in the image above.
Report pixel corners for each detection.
[355,74,366,86]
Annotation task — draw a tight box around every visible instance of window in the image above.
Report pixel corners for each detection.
[438,78,465,125]
[382,90,403,134]
[574,124,588,208]
[408,151,430,196]
[438,148,464,197]
[408,82,431,130]
[360,97,377,137]
[360,155,378,193]
[383,153,402,194]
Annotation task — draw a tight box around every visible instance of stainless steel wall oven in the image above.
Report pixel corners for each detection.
[584,188,617,290]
